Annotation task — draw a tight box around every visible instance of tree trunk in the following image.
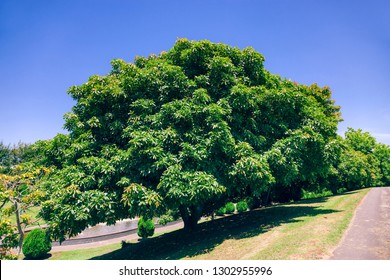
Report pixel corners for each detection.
[14,201,24,255]
[265,186,271,205]
[179,205,202,232]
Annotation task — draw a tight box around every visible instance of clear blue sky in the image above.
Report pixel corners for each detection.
[1,0,389,145]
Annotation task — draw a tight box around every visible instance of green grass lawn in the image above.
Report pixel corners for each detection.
[48,188,370,260]
[49,243,122,260]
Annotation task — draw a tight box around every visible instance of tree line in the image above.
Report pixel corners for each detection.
[1,39,389,259]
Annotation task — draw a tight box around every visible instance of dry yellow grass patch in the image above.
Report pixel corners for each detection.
[187,188,370,260]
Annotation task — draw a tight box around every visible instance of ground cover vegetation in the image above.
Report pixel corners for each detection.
[1,39,389,259]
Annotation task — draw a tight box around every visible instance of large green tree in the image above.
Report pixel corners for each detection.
[373,143,390,186]
[336,128,389,190]
[40,39,341,240]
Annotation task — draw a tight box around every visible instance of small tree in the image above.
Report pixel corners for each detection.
[0,163,48,255]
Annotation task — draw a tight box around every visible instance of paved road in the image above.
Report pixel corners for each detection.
[330,187,390,259]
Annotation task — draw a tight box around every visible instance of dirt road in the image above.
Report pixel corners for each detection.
[330,187,390,259]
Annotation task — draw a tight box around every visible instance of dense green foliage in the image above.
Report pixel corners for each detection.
[236,200,248,213]
[32,39,389,240]
[22,228,52,259]
[225,202,235,214]
[337,128,389,190]
[299,128,390,198]
[0,142,48,258]
[215,206,226,216]
[0,219,18,259]
[0,142,36,174]
[137,217,155,239]
[301,189,333,200]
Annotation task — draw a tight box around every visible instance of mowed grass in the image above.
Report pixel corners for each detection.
[49,243,122,260]
[50,188,370,260]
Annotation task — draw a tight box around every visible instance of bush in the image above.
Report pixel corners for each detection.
[301,189,333,200]
[137,217,155,239]
[215,206,226,216]
[337,187,348,194]
[225,202,235,214]
[236,200,248,213]
[157,209,180,225]
[22,228,51,259]
[157,214,174,226]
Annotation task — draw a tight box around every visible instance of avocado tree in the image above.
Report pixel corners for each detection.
[336,128,388,190]
[40,39,341,240]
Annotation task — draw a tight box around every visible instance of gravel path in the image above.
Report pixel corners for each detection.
[330,187,390,259]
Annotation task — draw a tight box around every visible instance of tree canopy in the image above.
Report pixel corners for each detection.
[38,39,347,240]
[336,128,389,190]
[0,143,48,258]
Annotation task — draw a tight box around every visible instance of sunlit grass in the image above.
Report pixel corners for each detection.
[48,188,370,260]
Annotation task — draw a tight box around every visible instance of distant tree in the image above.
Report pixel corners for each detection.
[337,149,373,190]
[335,128,388,190]
[373,143,390,185]
[0,142,34,174]
[40,39,341,240]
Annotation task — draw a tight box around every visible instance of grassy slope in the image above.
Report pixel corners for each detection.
[49,188,370,260]
[201,190,367,260]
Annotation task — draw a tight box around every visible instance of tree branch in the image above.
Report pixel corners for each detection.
[0,199,7,209]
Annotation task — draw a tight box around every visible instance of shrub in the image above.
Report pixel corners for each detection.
[225,202,235,214]
[301,189,333,199]
[157,214,174,226]
[215,207,226,216]
[158,209,180,225]
[337,187,348,194]
[22,228,51,259]
[236,200,248,213]
[137,217,155,239]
